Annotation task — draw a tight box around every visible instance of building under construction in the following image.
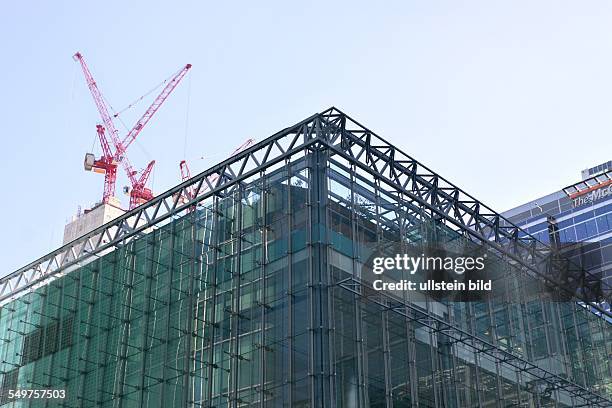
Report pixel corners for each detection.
[0,108,610,407]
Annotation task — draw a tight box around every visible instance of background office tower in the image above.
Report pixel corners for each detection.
[504,161,612,313]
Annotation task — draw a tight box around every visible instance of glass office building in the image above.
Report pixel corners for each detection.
[0,109,610,407]
[503,163,612,312]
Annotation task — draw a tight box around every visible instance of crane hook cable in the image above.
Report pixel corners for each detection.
[183,71,192,160]
[112,65,186,119]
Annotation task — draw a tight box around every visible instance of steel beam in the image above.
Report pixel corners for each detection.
[336,277,612,407]
[1,107,609,324]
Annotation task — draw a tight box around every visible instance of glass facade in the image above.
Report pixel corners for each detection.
[1,147,611,407]
[503,174,612,309]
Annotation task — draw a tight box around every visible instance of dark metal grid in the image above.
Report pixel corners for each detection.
[1,107,610,406]
[563,169,612,197]
[2,107,609,321]
[335,276,612,407]
[0,113,321,302]
[317,107,610,316]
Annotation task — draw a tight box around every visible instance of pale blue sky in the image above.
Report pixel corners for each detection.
[1,1,612,275]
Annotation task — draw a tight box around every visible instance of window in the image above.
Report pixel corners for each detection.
[21,315,74,366]
[0,369,18,405]
[574,211,594,224]
[585,220,598,238]
[575,223,588,241]
[559,227,576,243]
[596,216,609,234]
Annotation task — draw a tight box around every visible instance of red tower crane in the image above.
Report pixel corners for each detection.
[178,139,256,204]
[178,159,196,205]
[179,159,192,183]
[74,52,192,209]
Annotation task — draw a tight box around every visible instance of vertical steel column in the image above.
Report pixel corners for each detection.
[75,261,95,406]
[256,174,267,407]
[520,300,542,407]
[489,304,504,408]
[374,181,394,408]
[181,208,200,406]
[515,369,524,408]
[308,146,332,407]
[504,279,524,408]
[96,249,119,406]
[417,207,439,406]
[23,294,41,391]
[349,161,367,408]
[307,148,316,407]
[158,220,178,406]
[35,282,53,406]
[539,299,555,374]
[325,160,337,408]
[137,234,157,408]
[422,216,440,408]
[467,302,485,408]
[230,187,244,408]
[0,292,19,404]
[307,147,322,407]
[205,195,221,404]
[554,302,572,405]
[426,318,439,407]
[323,147,335,407]
[398,195,419,408]
[284,165,293,408]
[569,304,587,389]
[191,206,213,406]
[30,285,49,390]
[406,314,419,408]
[17,292,35,399]
[381,309,393,407]
[114,242,138,407]
[450,320,463,408]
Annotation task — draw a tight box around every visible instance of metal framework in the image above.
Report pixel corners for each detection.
[563,169,612,199]
[1,107,610,406]
[3,108,609,311]
[337,277,611,407]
